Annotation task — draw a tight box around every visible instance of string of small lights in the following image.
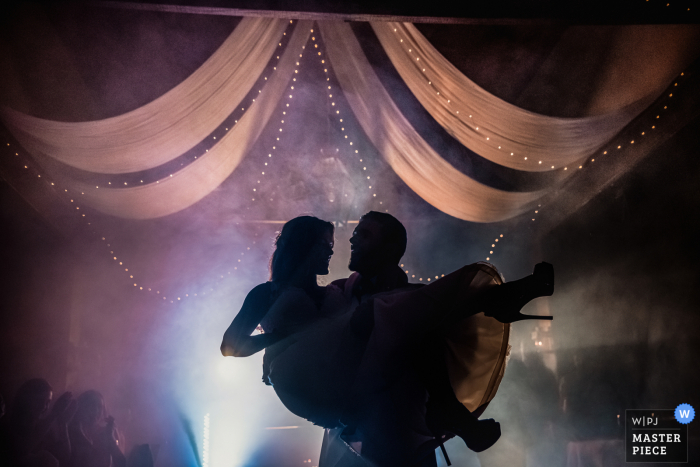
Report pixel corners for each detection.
[1,35,690,305]
[398,69,689,283]
[245,23,388,217]
[89,24,308,301]
[0,21,304,304]
[390,26,556,169]
[311,26,388,214]
[590,73,684,168]
[644,0,694,14]
[390,26,694,172]
[249,23,304,206]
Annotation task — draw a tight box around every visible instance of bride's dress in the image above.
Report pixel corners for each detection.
[261,262,511,461]
[261,282,355,427]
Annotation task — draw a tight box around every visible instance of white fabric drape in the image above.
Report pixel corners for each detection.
[320,21,545,223]
[0,17,289,174]
[58,21,312,219]
[371,22,658,172]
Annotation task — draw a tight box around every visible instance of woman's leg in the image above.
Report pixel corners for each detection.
[413,335,462,411]
[364,261,552,363]
[413,335,502,453]
[351,263,499,394]
[349,263,552,459]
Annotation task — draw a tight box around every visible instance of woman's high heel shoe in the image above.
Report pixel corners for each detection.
[425,400,501,454]
[483,262,554,323]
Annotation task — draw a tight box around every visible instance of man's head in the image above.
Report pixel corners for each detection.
[349,211,407,277]
[12,378,52,423]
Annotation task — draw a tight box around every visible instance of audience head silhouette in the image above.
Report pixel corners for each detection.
[11,378,52,427]
[270,216,335,284]
[74,390,106,426]
[350,211,407,276]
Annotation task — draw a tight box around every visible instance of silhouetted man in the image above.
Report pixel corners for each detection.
[319,211,438,467]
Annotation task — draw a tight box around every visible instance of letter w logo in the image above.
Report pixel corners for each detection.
[680,410,690,418]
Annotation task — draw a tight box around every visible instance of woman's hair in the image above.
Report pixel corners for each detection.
[75,390,105,423]
[270,216,334,283]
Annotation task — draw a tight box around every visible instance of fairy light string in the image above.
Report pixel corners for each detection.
[247,22,388,221]
[312,24,388,215]
[247,23,305,207]
[1,34,689,305]
[398,69,688,282]
[0,20,304,304]
[391,26,543,168]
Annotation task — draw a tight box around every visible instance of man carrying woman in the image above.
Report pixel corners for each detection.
[221,213,553,466]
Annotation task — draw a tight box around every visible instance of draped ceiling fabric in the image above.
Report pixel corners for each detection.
[371,22,657,172]
[1,17,693,221]
[0,17,289,174]
[64,21,313,219]
[320,21,545,223]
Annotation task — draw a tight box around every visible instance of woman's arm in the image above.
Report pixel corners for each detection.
[221,283,285,357]
[38,392,75,464]
[106,417,127,467]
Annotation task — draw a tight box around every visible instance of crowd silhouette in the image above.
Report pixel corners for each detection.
[0,379,153,467]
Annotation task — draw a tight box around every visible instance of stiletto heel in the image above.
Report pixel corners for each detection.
[506,313,553,322]
[483,262,554,323]
[416,435,452,466]
[438,439,451,466]
[425,401,501,453]
[425,411,452,464]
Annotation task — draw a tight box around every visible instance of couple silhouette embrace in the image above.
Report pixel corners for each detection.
[221,212,553,467]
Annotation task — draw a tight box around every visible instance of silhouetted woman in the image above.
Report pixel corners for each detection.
[67,390,126,467]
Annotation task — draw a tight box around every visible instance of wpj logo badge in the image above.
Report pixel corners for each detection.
[626,408,690,463]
